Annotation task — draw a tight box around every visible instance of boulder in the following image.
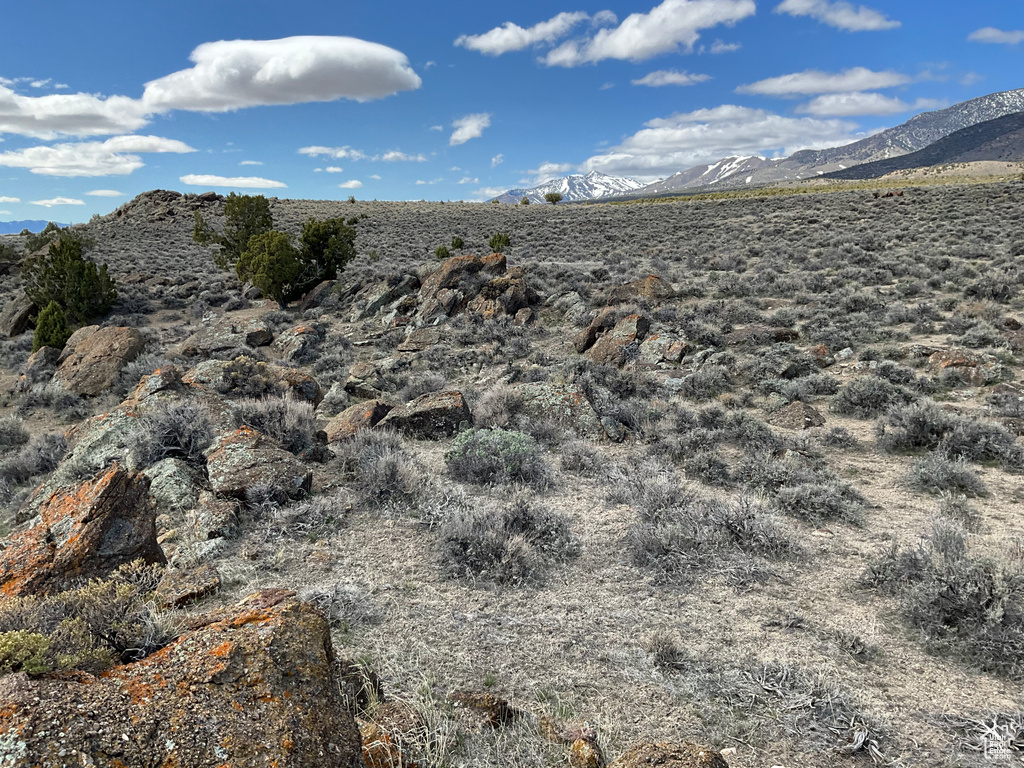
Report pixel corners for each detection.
[609,742,729,768]
[377,391,472,438]
[53,325,145,397]
[325,400,394,443]
[587,314,650,366]
[356,274,420,320]
[570,738,605,768]
[143,457,203,513]
[205,427,313,503]
[272,324,321,362]
[299,279,337,312]
[574,307,619,354]
[15,345,60,391]
[344,360,389,400]
[397,327,442,353]
[183,357,323,405]
[928,347,1003,386]
[181,315,274,358]
[511,382,603,438]
[0,464,165,597]
[156,563,222,607]
[769,401,827,430]
[723,326,800,346]
[186,491,241,540]
[449,690,522,727]
[465,267,538,319]
[608,274,674,303]
[0,589,363,767]
[420,253,506,302]
[0,294,34,338]
[636,333,688,369]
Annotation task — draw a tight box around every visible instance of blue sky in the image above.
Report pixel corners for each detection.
[0,0,1021,219]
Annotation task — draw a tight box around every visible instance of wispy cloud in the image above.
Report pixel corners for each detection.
[180,174,287,188]
[31,197,85,207]
[338,180,362,189]
[710,39,741,53]
[737,67,909,95]
[239,160,263,166]
[968,27,1024,45]
[0,135,195,176]
[85,189,124,197]
[491,153,504,167]
[797,92,943,116]
[632,69,711,87]
[0,196,20,203]
[455,11,592,55]
[298,146,425,162]
[450,113,491,146]
[774,0,899,31]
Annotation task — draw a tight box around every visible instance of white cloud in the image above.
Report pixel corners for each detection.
[0,196,19,203]
[710,39,741,52]
[796,93,946,116]
[379,150,427,162]
[31,197,85,207]
[338,180,362,189]
[180,174,287,188]
[0,211,10,215]
[369,174,382,180]
[239,159,263,166]
[324,166,344,173]
[30,79,50,89]
[968,27,1024,45]
[530,162,574,184]
[471,186,510,201]
[580,105,863,180]
[491,153,504,167]
[737,67,909,95]
[85,189,124,197]
[458,177,479,184]
[0,135,195,176]
[0,83,150,138]
[774,0,899,31]
[429,125,444,131]
[632,69,711,87]
[142,36,421,112]
[543,0,755,67]
[455,11,590,55]
[450,113,491,146]
[415,178,443,185]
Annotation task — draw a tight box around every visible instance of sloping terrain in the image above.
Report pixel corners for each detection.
[822,112,1024,180]
[1,180,1023,767]
[496,171,644,204]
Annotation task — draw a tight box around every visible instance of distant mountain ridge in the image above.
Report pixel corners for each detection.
[821,111,1024,180]
[0,220,65,235]
[635,156,770,196]
[496,170,644,204]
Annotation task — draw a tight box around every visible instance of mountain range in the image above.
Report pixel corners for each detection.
[496,87,1024,202]
[0,220,63,235]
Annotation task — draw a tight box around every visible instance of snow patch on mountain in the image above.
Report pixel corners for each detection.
[496,171,645,204]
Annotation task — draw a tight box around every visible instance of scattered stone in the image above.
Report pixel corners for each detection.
[608,742,729,768]
[397,326,442,353]
[377,391,472,438]
[326,400,394,442]
[53,325,145,396]
[449,690,522,727]
[357,274,420,320]
[16,345,60,391]
[835,347,855,361]
[769,401,827,430]
[299,279,337,312]
[187,491,241,540]
[205,427,313,503]
[420,253,506,302]
[0,590,363,766]
[0,294,35,338]
[272,324,320,362]
[156,563,221,607]
[344,360,389,399]
[514,307,535,326]
[183,357,323,405]
[636,333,688,369]
[0,464,165,597]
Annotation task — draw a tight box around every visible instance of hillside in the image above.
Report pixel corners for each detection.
[495,170,644,204]
[821,112,1024,180]
[1,181,1023,767]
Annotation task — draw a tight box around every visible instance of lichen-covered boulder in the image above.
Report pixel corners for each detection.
[53,325,145,397]
[376,391,472,438]
[0,294,34,338]
[419,253,506,303]
[511,382,603,438]
[205,427,313,502]
[0,464,165,597]
[928,347,1004,386]
[608,742,729,768]
[273,324,321,362]
[465,267,538,319]
[325,400,394,443]
[0,589,364,767]
[183,357,323,405]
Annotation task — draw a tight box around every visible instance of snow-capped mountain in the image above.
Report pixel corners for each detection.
[496,171,645,204]
[635,156,769,196]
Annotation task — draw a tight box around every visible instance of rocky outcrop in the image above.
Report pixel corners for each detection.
[587,314,650,366]
[723,326,799,346]
[0,589,363,767]
[300,279,337,312]
[0,295,34,338]
[325,400,394,443]
[0,464,165,597]
[183,357,323,405]
[511,382,603,437]
[273,324,321,362]
[15,345,60,391]
[574,307,620,354]
[377,391,472,438]
[206,427,313,503]
[608,274,674,303]
[53,325,145,396]
[609,742,729,768]
[181,315,274,358]
[465,267,538,320]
